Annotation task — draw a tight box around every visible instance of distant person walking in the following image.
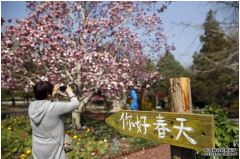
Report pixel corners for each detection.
[130,89,138,110]
[12,98,15,106]
[29,81,79,159]
[25,95,30,103]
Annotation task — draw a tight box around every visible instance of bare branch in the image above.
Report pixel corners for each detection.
[203,54,239,72]
[172,22,239,44]
[209,29,239,44]
[65,70,74,81]
[58,91,68,97]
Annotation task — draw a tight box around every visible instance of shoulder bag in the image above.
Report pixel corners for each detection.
[40,123,73,153]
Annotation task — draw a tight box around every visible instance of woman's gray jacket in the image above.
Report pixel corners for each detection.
[28,93,79,159]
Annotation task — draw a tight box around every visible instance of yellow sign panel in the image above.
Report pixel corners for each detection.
[105,110,215,152]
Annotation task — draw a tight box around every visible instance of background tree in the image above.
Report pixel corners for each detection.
[92,44,164,112]
[210,1,239,29]
[156,51,192,95]
[1,1,174,128]
[191,9,238,107]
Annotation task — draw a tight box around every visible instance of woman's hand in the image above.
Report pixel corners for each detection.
[52,83,61,96]
[66,85,73,95]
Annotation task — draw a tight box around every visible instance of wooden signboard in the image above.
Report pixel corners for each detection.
[105,110,215,152]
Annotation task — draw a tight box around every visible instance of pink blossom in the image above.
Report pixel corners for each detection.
[1,1,173,114]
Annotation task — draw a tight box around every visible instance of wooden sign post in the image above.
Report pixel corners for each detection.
[168,77,206,159]
[105,110,214,152]
[105,77,215,155]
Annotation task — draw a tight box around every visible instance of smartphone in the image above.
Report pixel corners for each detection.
[60,86,67,92]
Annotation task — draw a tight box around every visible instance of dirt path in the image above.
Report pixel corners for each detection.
[1,105,29,111]
[116,144,171,159]
[81,110,113,121]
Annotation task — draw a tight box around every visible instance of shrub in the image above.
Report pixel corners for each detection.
[1,89,12,100]
[197,104,239,159]
[1,89,34,100]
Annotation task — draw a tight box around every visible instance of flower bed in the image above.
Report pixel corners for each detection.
[1,115,111,159]
[1,113,159,159]
[65,127,111,159]
[1,115,32,159]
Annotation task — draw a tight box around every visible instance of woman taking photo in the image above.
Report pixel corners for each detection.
[28,81,79,159]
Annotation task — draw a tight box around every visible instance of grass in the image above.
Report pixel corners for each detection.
[80,116,121,135]
[119,134,159,150]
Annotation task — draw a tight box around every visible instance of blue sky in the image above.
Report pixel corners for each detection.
[1,1,227,68]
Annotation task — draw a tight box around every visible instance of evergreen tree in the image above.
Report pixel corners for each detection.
[156,52,192,94]
[191,9,236,107]
[200,10,228,54]
[146,58,156,72]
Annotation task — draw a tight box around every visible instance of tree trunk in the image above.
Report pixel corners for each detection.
[122,92,130,110]
[103,97,108,110]
[72,111,81,129]
[168,77,196,159]
[71,101,84,129]
[110,100,122,112]
[58,91,83,128]
[137,90,143,110]
[110,92,129,112]
[71,84,101,128]
[156,93,158,107]
[71,91,94,129]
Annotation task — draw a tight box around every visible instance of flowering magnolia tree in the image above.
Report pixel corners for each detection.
[96,43,166,112]
[1,1,174,128]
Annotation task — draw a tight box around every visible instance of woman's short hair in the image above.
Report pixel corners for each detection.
[33,81,53,100]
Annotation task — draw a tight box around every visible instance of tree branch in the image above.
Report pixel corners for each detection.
[209,29,239,44]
